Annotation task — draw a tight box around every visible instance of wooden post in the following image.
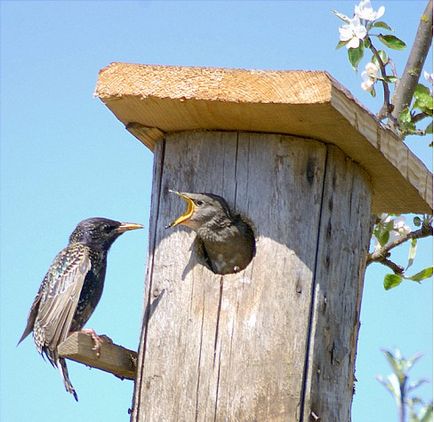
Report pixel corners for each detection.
[95,64,432,421]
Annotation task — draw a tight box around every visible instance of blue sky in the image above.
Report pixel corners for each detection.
[1,1,432,421]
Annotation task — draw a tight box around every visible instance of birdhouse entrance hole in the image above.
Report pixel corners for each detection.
[193,216,256,275]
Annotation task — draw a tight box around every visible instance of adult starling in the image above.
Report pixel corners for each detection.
[18,217,143,401]
[167,191,255,275]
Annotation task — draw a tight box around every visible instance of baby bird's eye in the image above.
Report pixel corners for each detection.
[196,200,204,206]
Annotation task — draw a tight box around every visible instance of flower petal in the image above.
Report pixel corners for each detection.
[347,38,361,49]
[376,6,385,19]
[339,26,353,41]
[361,79,374,91]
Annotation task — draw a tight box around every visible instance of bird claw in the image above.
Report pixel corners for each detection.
[80,329,112,357]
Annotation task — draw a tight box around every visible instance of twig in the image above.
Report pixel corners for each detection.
[391,0,433,124]
[367,224,433,265]
[368,39,394,120]
[412,111,430,123]
[379,258,405,274]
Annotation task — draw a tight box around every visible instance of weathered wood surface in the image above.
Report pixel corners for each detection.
[302,147,372,421]
[95,63,432,214]
[131,131,372,421]
[58,331,137,380]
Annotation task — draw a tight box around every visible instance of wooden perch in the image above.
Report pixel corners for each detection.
[58,331,137,380]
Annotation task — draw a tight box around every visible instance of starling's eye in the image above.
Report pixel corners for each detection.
[196,200,204,206]
[103,225,112,233]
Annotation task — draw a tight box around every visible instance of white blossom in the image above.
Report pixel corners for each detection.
[339,15,367,49]
[390,216,411,240]
[374,214,411,251]
[354,0,385,22]
[361,62,380,92]
[424,71,433,85]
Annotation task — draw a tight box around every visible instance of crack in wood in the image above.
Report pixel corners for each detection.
[330,341,335,366]
[233,132,240,208]
[299,145,330,422]
[213,347,222,422]
[228,295,239,363]
[213,277,224,367]
[189,271,195,314]
[348,170,355,219]
[194,290,206,422]
[132,138,166,420]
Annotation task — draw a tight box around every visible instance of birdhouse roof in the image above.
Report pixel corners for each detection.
[95,63,432,214]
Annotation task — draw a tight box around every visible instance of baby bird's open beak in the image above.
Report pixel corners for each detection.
[166,190,197,228]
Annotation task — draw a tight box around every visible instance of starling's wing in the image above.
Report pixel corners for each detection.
[36,246,91,358]
[18,283,45,345]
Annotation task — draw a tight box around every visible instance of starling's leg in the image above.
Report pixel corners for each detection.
[80,328,112,357]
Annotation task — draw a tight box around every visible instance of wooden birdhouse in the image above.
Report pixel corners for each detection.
[90,63,432,421]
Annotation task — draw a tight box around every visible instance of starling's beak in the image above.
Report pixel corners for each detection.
[116,222,144,233]
[166,190,197,228]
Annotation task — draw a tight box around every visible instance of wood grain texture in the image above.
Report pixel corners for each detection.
[95,63,432,214]
[58,331,137,380]
[131,131,372,421]
[301,146,372,421]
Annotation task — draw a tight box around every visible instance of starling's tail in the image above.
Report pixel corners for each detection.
[58,357,78,401]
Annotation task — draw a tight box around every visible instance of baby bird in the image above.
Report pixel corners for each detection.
[167,191,255,274]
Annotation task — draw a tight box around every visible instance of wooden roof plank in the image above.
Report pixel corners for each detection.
[95,63,432,214]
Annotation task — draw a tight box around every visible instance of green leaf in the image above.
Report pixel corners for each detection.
[399,108,412,124]
[384,273,403,290]
[413,83,433,113]
[407,238,417,270]
[387,373,402,399]
[378,34,407,50]
[382,350,401,373]
[376,374,400,398]
[426,121,433,134]
[399,107,417,133]
[383,76,397,83]
[413,216,422,226]
[336,40,348,50]
[347,44,364,70]
[420,403,433,422]
[415,83,431,97]
[374,227,390,246]
[333,10,351,23]
[369,86,376,97]
[372,21,393,31]
[371,50,388,66]
[406,267,433,282]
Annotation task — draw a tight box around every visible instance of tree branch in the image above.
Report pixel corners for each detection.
[412,111,430,123]
[379,258,405,274]
[368,40,394,120]
[391,0,433,124]
[367,224,433,265]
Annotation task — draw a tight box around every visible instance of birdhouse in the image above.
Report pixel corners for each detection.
[93,63,432,421]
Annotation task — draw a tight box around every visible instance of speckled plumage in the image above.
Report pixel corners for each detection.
[18,217,143,400]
